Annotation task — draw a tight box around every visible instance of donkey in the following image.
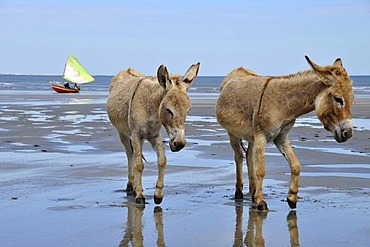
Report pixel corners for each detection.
[216,56,353,210]
[107,63,200,204]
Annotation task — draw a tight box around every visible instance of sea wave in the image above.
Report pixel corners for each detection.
[0,82,15,88]
[1,75,369,97]
[353,86,370,91]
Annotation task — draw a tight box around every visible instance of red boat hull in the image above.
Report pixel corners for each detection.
[51,84,79,93]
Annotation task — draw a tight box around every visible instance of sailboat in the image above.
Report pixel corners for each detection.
[51,54,95,93]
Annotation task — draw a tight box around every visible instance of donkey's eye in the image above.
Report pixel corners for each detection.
[333,96,344,106]
[166,108,174,117]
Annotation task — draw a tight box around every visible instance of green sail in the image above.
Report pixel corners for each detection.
[63,54,95,84]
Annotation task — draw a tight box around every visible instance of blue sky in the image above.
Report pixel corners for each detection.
[0,0,369,75]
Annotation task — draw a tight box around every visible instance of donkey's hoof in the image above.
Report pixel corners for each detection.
[257,203,269,211]
[125,184,134,195]
[251,193,256,203]
[135,197,146,204]
[287,198,297,209]
[125,184,133,192]
[235,189,243,199]
[154,195,163,205]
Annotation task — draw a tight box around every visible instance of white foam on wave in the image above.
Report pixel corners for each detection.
[0,116,18,121]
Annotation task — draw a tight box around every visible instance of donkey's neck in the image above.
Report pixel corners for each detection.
[133,79,166,118]
[269,70,327,119]
[149,82,166,109]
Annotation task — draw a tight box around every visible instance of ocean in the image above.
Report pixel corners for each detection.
[0,74,369,97]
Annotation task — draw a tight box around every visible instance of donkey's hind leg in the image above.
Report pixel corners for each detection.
[131,136,145,204]
[119,133,134,194]
[253,134,268,211]
[229,133,244,199]
[246,142,257,201]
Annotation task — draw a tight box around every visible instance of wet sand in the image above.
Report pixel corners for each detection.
[0,91,369,246]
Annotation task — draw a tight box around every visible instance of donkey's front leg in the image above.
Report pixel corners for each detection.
[274,136,301,209]
[149,135,167,204]
[253,134,268,211]
[132,136,145,204]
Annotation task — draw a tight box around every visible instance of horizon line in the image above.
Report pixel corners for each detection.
[1,73,370,77]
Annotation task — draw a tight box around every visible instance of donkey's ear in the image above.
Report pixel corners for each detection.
[182,62,200,90]
[305,56,334,87]
[333,58,343,67]
[157,65,172,90]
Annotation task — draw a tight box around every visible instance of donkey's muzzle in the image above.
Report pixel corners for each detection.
[170,140,186,152]
[334,127,353,143]
[168,128,186,152]
[333,119,353,143]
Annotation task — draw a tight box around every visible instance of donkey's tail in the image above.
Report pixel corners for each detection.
[142,154,148,163]
[129,139,148,163]
[239,139,248,154]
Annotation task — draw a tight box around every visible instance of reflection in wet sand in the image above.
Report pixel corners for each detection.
[118,203,300,246]
[119,204,143,247]
[119,204,165,247]
[287,211,300,247]
[233,205,300,247]
[154,206,166,247]
[233,205,244,247]
[245,208,267,246]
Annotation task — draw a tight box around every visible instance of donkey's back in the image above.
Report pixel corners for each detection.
[107,68,151,135]
[109,68,146,93]
[217,67,264,141]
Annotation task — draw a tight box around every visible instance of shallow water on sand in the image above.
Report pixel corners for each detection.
[1,151,369,246]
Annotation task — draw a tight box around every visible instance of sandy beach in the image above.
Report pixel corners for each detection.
[0,91,369,246]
